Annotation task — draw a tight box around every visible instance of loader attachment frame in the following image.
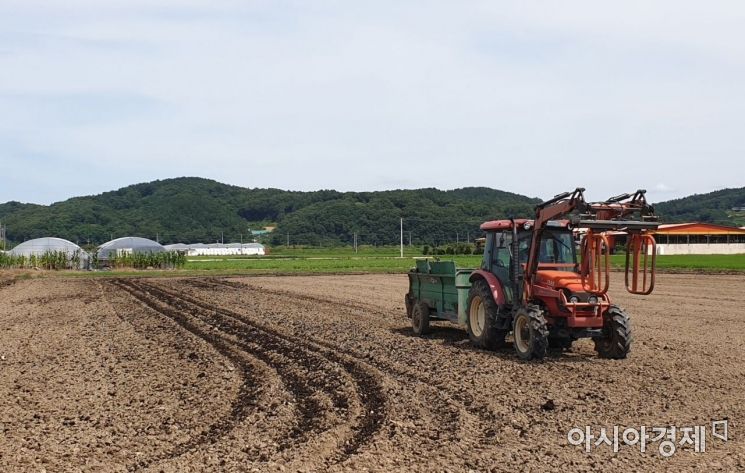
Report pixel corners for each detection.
[625,233,657,295]
[580,230,610,295]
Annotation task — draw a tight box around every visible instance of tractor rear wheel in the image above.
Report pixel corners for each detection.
[512,305,549,361]
[466,280,507,350]
[594,305,632,359]
[411,301,431,336]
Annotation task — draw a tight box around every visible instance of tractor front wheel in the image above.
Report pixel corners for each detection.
[512,305,549,361]
[411,301,431,336]
[466,280,507,350]
[594,306,632,359]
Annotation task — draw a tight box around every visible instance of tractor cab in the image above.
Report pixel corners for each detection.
[481,219,579,305]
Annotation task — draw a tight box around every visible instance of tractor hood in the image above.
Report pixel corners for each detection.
[535,270,585,293]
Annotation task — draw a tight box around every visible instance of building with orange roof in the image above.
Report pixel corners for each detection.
[653,223,745,255]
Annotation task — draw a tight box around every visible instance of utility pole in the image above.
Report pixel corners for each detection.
[400,218,404,258]
[286,233,290,247]
[353,232,358,253]
[408,231,412,246]
[456,232,459,244]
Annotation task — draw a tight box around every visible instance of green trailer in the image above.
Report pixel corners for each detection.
[405,259,475,335]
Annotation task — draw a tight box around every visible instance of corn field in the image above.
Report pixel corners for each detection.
[0,250,85,270]
[105,251,186,269]
[0,250,185,270]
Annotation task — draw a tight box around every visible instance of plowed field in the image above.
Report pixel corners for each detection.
[0,274,743,472]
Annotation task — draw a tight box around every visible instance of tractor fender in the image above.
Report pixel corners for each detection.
[468,270,506,305]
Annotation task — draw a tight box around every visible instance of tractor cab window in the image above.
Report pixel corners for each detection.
[538,231,575,265]
[493,232,511,268]
[485,231,513,284]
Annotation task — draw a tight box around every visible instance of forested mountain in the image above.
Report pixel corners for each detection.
[2,178,742,249]
[654,187,745,227]
[0,178,540,247]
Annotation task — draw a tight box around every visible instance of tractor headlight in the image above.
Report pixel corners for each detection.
[569,295,579,304]
[588,295,599,305]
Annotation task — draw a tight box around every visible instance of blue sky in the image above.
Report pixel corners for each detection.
[1,1,744,205]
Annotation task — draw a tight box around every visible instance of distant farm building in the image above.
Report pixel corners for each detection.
[10,237,90,269]
[164,243,265,256]
[98,237,165,261]
[652,223,745,255]
[591,223,745,255]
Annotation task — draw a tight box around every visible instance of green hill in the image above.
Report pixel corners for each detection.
[3,179,741,249]
[0,177,540,247]
[654,187,745,227]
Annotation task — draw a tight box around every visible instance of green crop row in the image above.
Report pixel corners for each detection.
[105,251,186,269]
[0,250,85,270]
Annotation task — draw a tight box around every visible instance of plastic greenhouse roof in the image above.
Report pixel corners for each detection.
[10,237,89,259]
[97,237,165,259]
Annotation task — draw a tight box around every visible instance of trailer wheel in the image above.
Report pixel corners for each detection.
[411,301,431,336]
[466,280,507,350]
[405,294,414,318]
[513,305,548,361]
[594,306,632,359]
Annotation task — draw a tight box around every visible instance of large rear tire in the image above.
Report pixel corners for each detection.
[466,280,507,350]
[512,305,549,361]
[594,305,632,359]
[411,301,431,336]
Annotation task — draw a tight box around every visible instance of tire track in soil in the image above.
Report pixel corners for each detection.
[186,278,504,445]
[118,279,389,466]
[0,278,17,290]
[192,277,388,319]
[136,279,388,460]
[111,278,322,460]
[108,279,268,471]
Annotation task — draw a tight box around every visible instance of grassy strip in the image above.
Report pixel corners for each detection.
[184,255,483,272]
[5,252,745,278]
[609,254,745,272]
[185,253,745,273]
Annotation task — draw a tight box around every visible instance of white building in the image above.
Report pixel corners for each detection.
[653,223,745,255]
[164,242,265,256]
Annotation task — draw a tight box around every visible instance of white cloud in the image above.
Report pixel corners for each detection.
[1,1,744,203]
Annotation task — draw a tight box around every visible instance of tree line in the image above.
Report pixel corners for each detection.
[1,177,741,248]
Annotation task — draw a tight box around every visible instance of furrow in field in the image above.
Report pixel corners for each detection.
[130,279,389,466]
[108,279,272,470]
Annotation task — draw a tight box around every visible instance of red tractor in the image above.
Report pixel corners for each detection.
[465,188,658,360]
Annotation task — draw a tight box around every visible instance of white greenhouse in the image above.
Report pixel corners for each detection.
[10,237,90,269]
[97,237,166,261]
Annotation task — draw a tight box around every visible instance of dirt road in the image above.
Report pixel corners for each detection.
[0,273,743,471]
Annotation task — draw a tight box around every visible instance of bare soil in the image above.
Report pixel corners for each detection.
[0,273,743,472]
